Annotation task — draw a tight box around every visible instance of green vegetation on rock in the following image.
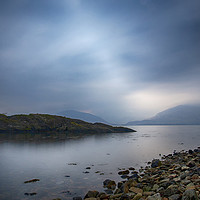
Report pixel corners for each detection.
[0,114,135,134]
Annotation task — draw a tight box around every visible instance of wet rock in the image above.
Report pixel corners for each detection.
[118,170,130,175]
[120,194,131,200]
[182,166,190,171]
[24,192,37,196]
[152,184,159,191]
[143,192,155,196]
[133,193,143,200]
[157,187,164,195]
[182,180,191,185]
[103,179,116,190]
[86,167,91,169]
[143,186,152,192]
[129,187,143,194]
[191,174,199,180]
[186,161,196,168]
[147,193,161,200]
[110,193,123,199]
[174,177,181,182]
[186,183,196,190]
[98,193,109,199]
[194,149,200,153]
[114,188,122,194]
[169,194,181,200]
[180,173,187,180]
[84,191,99,198]
[151,159,161,168]
[104,189,113,194]
[24,179,40,183]
[163,185,179,197]
[160,178,170,183]
[129,173,139,180]
[123,182,129,193]
[118,182,124,188]
[121,175,129,179]
[188,150,193,154]
[160,181,172,189]
[182,189,198,200]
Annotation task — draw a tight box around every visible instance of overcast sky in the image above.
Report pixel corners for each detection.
[0,0,200,123]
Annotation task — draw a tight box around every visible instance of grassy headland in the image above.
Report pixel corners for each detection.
[0,113,135,134]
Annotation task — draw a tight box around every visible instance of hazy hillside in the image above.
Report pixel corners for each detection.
[0,114,134,134]
[126,105,200,125]
[58,110,108,124]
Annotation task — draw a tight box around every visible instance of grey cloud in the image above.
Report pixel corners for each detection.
[0,0,200,122]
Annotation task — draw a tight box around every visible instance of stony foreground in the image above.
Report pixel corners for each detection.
[73,148,200,200]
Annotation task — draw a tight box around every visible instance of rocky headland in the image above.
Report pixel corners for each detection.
[0,113,135,134]
[74,148,200,200]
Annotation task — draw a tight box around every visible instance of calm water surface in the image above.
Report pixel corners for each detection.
[0,125,200,200]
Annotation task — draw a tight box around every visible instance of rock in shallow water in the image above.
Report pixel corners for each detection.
[84,191,99,198]
[151,159,161,168]
[24,179,40,183]
[103,179,116,190]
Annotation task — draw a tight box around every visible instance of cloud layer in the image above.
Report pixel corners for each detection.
[0,0,200,123]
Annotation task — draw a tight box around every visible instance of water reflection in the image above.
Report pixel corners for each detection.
[0,126,200,200]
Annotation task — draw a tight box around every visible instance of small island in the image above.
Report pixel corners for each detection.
[0,113,135,134]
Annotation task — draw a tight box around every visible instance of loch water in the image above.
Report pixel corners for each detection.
[0,125,200,200]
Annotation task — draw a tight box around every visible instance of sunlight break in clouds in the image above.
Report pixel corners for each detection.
[124,87,200,120]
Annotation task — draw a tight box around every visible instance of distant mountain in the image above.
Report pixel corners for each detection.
[58,110,108,124]
[126,105,200,125]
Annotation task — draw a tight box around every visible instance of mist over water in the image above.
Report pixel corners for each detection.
[0,125,200,199]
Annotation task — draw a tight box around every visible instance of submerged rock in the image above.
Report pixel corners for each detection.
[24,179,40,183]
[24,192,37,196]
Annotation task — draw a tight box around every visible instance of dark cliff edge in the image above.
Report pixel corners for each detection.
[0,114,135,134]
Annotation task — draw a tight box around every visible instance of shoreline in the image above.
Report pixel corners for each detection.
[73,147,200,200]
